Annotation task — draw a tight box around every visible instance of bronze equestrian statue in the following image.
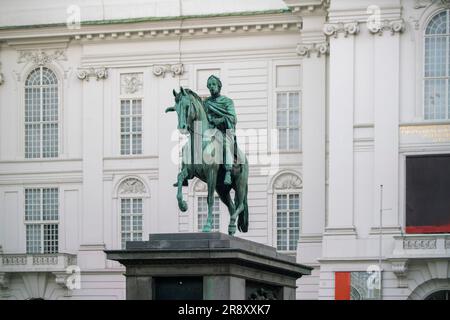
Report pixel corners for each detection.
[165,75,249,236]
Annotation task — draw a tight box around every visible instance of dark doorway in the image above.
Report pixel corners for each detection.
[154,277,203,300]
[425,290,450,300]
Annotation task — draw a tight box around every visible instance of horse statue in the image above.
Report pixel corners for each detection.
[165,87,249,236]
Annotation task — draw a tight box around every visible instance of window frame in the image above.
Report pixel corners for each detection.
[275,91,301,151]
[117,71,145,157]
[23,66,60,159]
[120,98,143,156]
[113,176,150,250]
[268,171,303,254]
[120,197,144,249]
[24,187,59,254]
[270,60,303,154]
[273,190,301,253]
[423,9,450,121]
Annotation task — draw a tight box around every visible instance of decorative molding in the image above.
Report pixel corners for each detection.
[283,0,330,14]
[324,226,357,236]
[120,73,143,95]
[323,22,359,38]
[368,19,405,36]
[17,49,66,65]
[403,238,437,249]
[414,0,450,9]
[296,42,329,57]
[70,23,302,42]
[194,180,208,193]
[445,239,450,249]
[152,63,184,77]
[273,173,302,190]
[391,259,409,288]
[52,271,75,296]
[2,254,27,265]
[33,255,58,265]
[53,272,69,287]
[76,67,108,81]
[118,178,146,195]
[0,272,9,289]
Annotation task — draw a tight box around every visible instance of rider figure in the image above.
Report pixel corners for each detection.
[204,75,237,186]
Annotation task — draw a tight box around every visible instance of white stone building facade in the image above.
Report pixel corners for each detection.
[0,0,449,300]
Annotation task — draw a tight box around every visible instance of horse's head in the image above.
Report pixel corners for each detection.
[165,87,196,134]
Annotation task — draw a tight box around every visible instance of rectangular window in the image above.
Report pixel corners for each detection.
[197,196,220,232]
[277,92,300,150]
[406,154,450,233]
[120,99,142,155]
[276,193,300,251]
[25,188,59,254]
[121,198,143,249]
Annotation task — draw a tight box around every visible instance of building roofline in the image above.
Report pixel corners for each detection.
[0,9,291,31]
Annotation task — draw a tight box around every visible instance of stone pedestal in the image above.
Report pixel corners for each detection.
[105,232,312,300]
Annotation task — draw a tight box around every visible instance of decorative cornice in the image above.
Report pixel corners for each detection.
[118,178,146,195]
[323,22,359,38]
[368,19,405,36]
[414,0,450,9]
[152,63,184,77]
[17,49,66,65]
[283,0,330,14]
[71,23,302,42]
[296,42,329,57]
[76,67,108,81]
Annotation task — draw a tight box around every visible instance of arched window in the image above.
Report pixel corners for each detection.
[271,172,302,252]
[118,178,146,249]
[424,10,450,120]
[25,67,58,158]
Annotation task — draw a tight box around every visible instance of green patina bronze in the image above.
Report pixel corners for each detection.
[165,76,249,236]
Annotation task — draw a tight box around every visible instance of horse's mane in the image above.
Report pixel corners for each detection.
[184,89,203,105]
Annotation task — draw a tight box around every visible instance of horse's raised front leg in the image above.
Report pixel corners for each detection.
[177,168,188,212]
[202,169,217,232]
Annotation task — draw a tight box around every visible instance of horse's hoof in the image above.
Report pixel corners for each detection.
[228,225,236,236]
[202,224,212,232]
[179,201,188,212]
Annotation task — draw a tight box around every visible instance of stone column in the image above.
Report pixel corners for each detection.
[77,67,108,269]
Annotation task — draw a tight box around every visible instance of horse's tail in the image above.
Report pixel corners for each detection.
[237,185,249,233]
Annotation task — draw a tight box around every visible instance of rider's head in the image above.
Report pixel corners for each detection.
[207,75,222,98]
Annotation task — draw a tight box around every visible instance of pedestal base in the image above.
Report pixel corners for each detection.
[105,232,312,300]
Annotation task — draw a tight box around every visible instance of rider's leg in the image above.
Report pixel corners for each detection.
[224,130,234,185]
